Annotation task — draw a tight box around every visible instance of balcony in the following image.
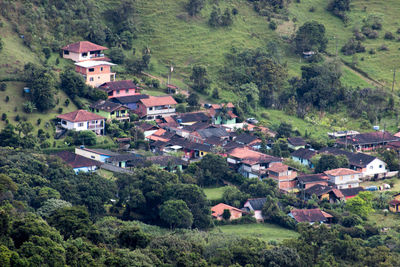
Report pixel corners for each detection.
[147,107,175,115]
[88,124,103,129]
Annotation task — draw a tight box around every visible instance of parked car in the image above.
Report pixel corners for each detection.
[204,103,212,109]
[365,186,378,191]
[246,118,259,124]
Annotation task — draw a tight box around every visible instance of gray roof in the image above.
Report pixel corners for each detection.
[246,198,267,211]
[197,127,229,139]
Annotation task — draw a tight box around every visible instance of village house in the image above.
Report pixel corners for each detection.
[232,133,262,149]
[243,198,267,221]
[110,95,150,112]
[75,60,116,87]
[324,168,362,189]
[135,122,160,138]
[289,208,333,224]
[188,126,230,144]
[211,203,246,221]
[208,103,237,125]
[172,112,210,126]
[57,110,106,135]
[267,163,297,191]
[303,184,344,203]
[89,100,130,121]
[297,174,329,190]
[319,147,387,178]
[62,41,108,62]
[340,187,364,200]
[389,193,400,213]
[287,137,307,150]
[99,80,141,99]
[291,148,317,168]
[227,147,282,178]
[335,131,399,152]
[55,151,101,174]
[105,154,140,168]
[75,147,119,163]
[137,96,177,120]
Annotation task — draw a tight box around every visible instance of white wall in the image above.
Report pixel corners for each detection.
[364,158,387,176]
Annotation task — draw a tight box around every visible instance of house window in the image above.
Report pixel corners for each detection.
[379,165,383,168]
[89,68,94,72]
[61,120,67,125]
[96,109,99,112]
[149,107,153,110]
[91,121,96,124]
[91,156,95,159]
[89,77,94,81]
[370,166,373,169]
[82,52,88,57]
[116,90,120,94]
[78,123,84,127]
[111,111,115,115]
[126,89,129,93]
[100,67,103,71]
[63,50,69,55]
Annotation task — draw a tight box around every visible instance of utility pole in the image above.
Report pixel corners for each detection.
[392,68,396,93]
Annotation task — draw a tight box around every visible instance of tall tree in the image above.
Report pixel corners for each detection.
[159,200,193,228]
[190,65,210,92]
[294,21,328,54]
[187,0,205,16]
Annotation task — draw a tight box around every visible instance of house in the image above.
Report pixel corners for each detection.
[75,147,119,163]
[99,80,141,99]
[304,184,344,202]
[57,110,106,135]
[145,155,186,171]
[110,95,150,111]
[62,41,108,62]
[89,100,130,121]
[189,127,230,144]
[319,147,387,178]
[209,103,237,125]
[291,148,317,168]
[135,122,160,138]
[340,187,364,200]
[335,131,399,152]
[328,130,359,139]
[243,198,267,221]
[289,208,333,224]
[227,147,282,178]
[137,96,177,120]
[287,137,306,150]
[211,203,246,221]
[105,154,139,168]
[74,61,116,87]
[55,151,101,174]
[172,112,210,126]
[297,174,329,189]
[233,133,262,148]
[324,168,362,189]
[267,163,297,190]
[389,193,400,213]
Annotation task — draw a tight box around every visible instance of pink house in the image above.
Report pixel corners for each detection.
[99,80,141,99]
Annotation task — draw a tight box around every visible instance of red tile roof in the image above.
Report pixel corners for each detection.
[290,208,332,223]
[55,151,101,168]
[62,41,108,53]
[211,102,234,109]
[324,168,361,176]
[57,110,106,122]
[267,162,289,173]
[229,147,281,165]
[99,80,138,92]
[211,203,245,218]
[140,96,177,107]
[389,199,400,206]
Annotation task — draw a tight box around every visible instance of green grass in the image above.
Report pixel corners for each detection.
[212,223,298,242]
[204,187,226,201]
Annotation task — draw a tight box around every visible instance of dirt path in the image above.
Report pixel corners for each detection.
[339,59,383,88]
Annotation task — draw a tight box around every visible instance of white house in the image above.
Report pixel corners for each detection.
[57,110,106,135]
[243,198,267,221]
[62,41,108,62]
[137,96,177,120]
[324,168,362,189]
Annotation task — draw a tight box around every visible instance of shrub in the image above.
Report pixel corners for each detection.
[384,32,395,40]
[369,48,376,54]
[269,21,277,30]
[5,96,9,102]
[15,115,20,122]
[1,113,7,121]
[232,7,238,15]
[341,38,366,55]
[64,99,70,107]
[37,118,41,125]
[58,108,63,114]
[0,83,6,91]
[309,6,315,12]
[378,44,389,51]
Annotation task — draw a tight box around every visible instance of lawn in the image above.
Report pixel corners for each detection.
[204,186,226,201]
[361,178,400,192]
[212,223,298,242]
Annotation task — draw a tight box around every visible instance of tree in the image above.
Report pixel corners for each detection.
[190,65,210,92]
[294,21,328,54]
[222,186,248,207]
[36,198,72,218]
[187,0,204,16]
[159,200,193,228]
[60,69,88,99]
[345,192,374,218]
[380,149,399,171]
[222,209,231,220]
[315,154,349,173]
[48,206,91,240]
[221,8,233,26]
[74,130,97,146]
[118,226,150,249]
[187,93,199,107]
[277,122,292,138]
[239,83,259,110]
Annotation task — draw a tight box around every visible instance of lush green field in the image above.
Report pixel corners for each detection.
[204,186,226,201]
[212,223,298,242]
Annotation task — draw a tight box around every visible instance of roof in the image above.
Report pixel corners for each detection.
[387,141,400,148]
[75,61,116,68]
[62,41,108,53]
[80,148,119,156]
[297,174,328,184]
[246,198,267,211]
[106,154,140,163]
[211,203,245,218]
[291,148,317,160]
[99,80,139,92]
[340,187,364,197]
[57,110,106,122]
[197,127,229,139]
[319,147,379,168]
[267,162,289,173]
[147,155,186,166]
[55,151,101,168]
[204,136,225,146]
[111,94,150,105]
[389,199,400,206]
[324,168,361,176]
[135,122,159,131]
[228,147,281,165]
[89,100,127,112]
[304,184,344,198]
[139,96,177,107]
[211,103,235,109]
[336,131,399,146]
[172,112,210,123]
[290,209,332,223]
[182,122,211,132]
[235,133,259,145]
[287,137,306,147]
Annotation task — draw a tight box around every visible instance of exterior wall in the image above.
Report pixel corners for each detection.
[73,166,97,174]
[329,173,361,188]
[292,156,314,168]
[63,51,81,62]
[288,144,305,150]
[214,116,236,125]
[363,158,387,176]
[75,65,115,87]
[303,181,329,189]
[389,205,400,212]
[214,210,243,221]
[337,182,360,189]
[254,210,263,221]
[109,88,138,98]
[89,109,111,120]
[63,51,105,62]
[60,119,104,135]
[278,180,297,190]
[75,148,110,163]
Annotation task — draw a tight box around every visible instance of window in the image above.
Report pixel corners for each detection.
[78,123,84,127]
[96,109,99,112]
[111,111,115,115]
[116,90,120,94]
[90,77,94,81]
[82,52,88,57]
[149,107,153,110]
[100,67,103,71]
[91,121,96,124]
[379,165,383,168]
[63,50,69,55]
[89,68,94,72]
[370,166,373,169]
[61,120,67,125]
[126,89,129,93]
[91,156,95,159]
[98,76,100,79]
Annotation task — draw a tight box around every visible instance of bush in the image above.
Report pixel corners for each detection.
[269,21,277,30]
[309,6,315,12]
[5,96,9,102]
[0,83,6,91]
[15,115,20,122]
[384,32,395,40]
[341,38,366,55]
[176,104,186,113]
[378,44,389,51]
[369,48,376,54]
[58,108,63,114]
[1,113,7,121]
[37,118,41,125]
